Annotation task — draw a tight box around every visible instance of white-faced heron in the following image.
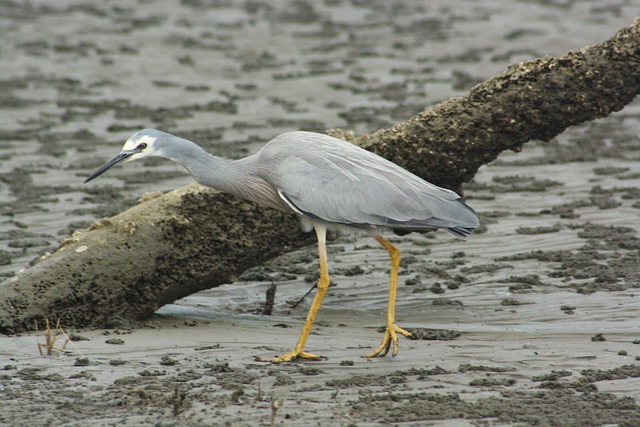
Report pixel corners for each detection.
[85,129,479,362]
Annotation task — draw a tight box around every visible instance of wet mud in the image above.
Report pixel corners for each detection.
[1,0,640,426]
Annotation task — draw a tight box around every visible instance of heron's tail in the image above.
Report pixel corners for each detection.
[446,225,476,238]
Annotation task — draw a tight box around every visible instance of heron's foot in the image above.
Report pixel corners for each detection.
[255,349,327,363]
[362,324,412,358]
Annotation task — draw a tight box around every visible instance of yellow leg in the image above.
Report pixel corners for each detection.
[362,235,412,358]
[256,225,330,363]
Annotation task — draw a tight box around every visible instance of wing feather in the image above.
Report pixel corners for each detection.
[256,132,479,232]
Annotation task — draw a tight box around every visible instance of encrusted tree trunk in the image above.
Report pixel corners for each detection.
[0,19,638,334]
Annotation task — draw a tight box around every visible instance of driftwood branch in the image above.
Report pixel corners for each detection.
[1,19,638,334]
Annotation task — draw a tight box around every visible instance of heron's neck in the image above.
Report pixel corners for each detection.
[164,138,281,209]
[163,141,239,191]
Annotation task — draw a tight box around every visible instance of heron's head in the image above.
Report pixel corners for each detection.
[84,129,168,183]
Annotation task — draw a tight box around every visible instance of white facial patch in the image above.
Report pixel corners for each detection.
[121,133,158,163]
[122,134,157,151]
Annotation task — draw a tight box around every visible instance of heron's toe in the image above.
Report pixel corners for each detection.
[362,324,412,358]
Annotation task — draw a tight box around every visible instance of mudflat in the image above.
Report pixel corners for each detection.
[1,1,639,426]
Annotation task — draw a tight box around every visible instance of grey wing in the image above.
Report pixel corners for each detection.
[268,135,478,235]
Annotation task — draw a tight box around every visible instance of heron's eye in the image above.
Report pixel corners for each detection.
[137,143,147,150]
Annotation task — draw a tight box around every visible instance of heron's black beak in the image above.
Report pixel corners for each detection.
[84,149,137,183]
